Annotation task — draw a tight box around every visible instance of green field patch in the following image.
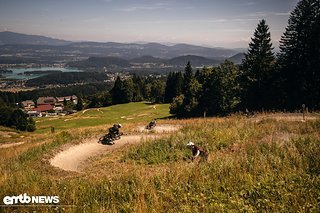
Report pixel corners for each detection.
[35,102,171,133]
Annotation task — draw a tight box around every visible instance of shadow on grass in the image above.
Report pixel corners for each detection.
[158,115,176,120]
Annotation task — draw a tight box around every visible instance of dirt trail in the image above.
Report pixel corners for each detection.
[0,142,25,149]
[50,125,179,172]
[136,124,180,133]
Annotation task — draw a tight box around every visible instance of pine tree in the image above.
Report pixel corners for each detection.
[171,62,201,117]
[63,98,67,106]
[183,61,193,96]
[164,72,183,103]
[164,72,174,103]
[75,98,84,111]
[182,61,200,116]
[132,75,144,102]
[242,19,276,110]
[110,76,124,104]
[121,78,134,103]
[150,80,165,103]
[278,0,320,110]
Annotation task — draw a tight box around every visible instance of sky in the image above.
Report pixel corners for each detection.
[0,0,299,48]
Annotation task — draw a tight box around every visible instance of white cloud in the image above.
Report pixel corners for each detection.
[274,12,291,16]
[140,18,260,24]
[246,2,256,6]
[116,1,172,12]
[117,6,161,12]
[245,12,267,17]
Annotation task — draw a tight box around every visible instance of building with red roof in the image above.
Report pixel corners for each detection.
[33,104,53,113]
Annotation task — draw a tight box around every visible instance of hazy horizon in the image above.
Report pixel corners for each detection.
[0,0,299,48]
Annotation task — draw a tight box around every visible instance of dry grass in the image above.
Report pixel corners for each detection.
[0,112,320,212]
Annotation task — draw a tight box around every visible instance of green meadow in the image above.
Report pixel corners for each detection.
[35,102,171,133]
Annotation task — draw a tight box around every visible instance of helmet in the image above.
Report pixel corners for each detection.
[118,124,122,128]
[186,141,194,146]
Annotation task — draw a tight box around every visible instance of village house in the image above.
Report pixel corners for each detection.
[21,100,35,110]
[32,104,53,117]
[56,95,78,105]
[37,96,56,106]
[22,95,78,117]
[26,110,40,117]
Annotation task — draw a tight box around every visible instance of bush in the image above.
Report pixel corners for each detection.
[26,118,36,132]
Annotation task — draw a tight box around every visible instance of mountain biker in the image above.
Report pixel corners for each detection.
[245,108,255,118]
[149,119,156,128]
[108,123,122,139]
[186,141,208,162]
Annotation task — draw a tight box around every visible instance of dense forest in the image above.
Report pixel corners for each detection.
[25,72,110,86]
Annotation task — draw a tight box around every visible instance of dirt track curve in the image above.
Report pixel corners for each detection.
[50,125,179,172]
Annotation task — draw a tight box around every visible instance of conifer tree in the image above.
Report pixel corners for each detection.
[75,98,84,111]
[183,61,193,96]
[110,76,124,104]
[174,72,183,98]
[164,72,183,103]
[164,72,174,103]
[242,19,275,110]
[170,62,201,117]
[278,0,320,109]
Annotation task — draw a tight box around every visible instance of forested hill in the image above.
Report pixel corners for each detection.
[165,55,220,67]
[25,72,109,86]
[67,57,131,69]
[67,55,226,69]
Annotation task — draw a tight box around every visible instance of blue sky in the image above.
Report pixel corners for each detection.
[0,0,299,48]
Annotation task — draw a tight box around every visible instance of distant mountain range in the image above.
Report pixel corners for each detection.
[0,31,71,46]
[228,53,245,64]
[0,31,246,62]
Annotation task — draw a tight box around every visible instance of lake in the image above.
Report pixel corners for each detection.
[2,67,83,80]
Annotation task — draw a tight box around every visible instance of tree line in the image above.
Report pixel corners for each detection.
[0,107,36,131]
[0,82,112,105]
[25,72,109,87]
[166,0,320,117]
[110,75,166,105]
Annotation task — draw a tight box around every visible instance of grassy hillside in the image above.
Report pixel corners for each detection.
[0,105,320,212]
[35,102,171,133]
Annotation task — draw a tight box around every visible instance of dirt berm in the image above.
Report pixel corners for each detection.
[50,125,179,172]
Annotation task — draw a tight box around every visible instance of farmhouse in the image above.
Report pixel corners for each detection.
[26,110,40,117]
[21,100,35,110]
[21,94,78,117]
[26,104,54,117]
[37,97,56,106]
[56,95,78,105]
